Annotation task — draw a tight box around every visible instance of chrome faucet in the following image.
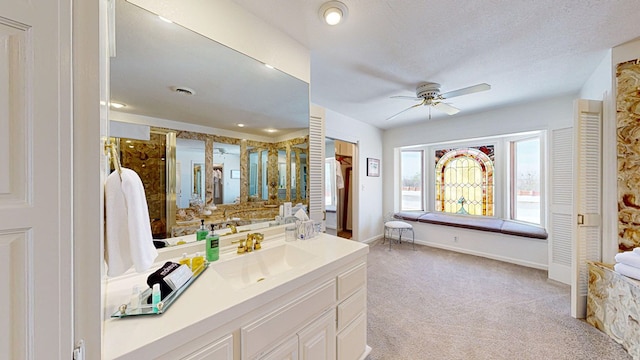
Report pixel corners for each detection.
[227,224,237,234]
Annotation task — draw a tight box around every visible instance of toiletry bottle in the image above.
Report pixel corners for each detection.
[151,283,161,313]
[179,253,191,269]
[191,252,205,275]
[130,285,141,311]
[206,224,219,262]
[196,219,208,241]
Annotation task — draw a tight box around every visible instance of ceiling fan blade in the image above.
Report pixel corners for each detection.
[391,95,421,101]
[386,100,425,121]
[432,102,460,115]
[440,83,491,99]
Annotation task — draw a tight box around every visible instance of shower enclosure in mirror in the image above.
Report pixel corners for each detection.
[108,0,310,245]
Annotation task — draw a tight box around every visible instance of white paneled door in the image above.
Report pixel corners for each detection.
[0,0,73,359]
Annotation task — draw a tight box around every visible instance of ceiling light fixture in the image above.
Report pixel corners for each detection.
[319,1,348,26]
[237,123,245,128]
[265,128,277,133]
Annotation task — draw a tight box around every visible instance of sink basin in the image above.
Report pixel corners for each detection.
[211,244,316,290]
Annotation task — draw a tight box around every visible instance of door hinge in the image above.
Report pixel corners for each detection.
[73,339,85,360]
[577,214,584,225]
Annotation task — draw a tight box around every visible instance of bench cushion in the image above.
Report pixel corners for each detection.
[500,220,548,239]
[394,211,427,221]
[393,211,548,240]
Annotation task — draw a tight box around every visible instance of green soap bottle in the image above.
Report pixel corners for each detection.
[196,219,208,241]
[206,224,219,262]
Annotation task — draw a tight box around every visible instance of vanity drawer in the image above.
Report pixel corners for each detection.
[337,288,366,332]
[337,262,366,301]
[241,279,336,359]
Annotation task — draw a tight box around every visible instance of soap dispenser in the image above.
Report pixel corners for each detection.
[196,219,208,241]
[206,224,219,262]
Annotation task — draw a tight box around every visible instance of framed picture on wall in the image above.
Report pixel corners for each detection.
[367,158,380,177]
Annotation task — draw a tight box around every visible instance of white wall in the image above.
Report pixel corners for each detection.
[323,107,384,243]
[579,51,612,100]
[578,50,616,263]
[382,95,575,268]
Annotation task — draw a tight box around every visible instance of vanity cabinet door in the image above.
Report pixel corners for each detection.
[298,310,336,360]
[182,333,233,360]
[259,336,299,360]
[336,313,366,360]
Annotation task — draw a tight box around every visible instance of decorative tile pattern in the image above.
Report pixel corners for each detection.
[119,132,167,238]
[587,262,640,359]
[617,59,640,251]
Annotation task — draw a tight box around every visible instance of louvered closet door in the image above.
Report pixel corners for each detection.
[548,100,602,319]
[548,127,574,285]
[309,105,326,225]
[571,99,602,319]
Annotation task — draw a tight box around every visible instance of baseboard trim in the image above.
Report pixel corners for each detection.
[360,235,383,244]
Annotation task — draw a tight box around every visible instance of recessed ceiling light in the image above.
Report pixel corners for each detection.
[319,1,348,26]
[110,102,126,109]
[265,129,277,133]
[158,16,173,24]
[237,123,245,128]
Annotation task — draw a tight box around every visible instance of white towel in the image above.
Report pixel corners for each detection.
[633,247,640,257]
[615,250,640,269]
[335,159,344,189]
[614,263,640,281]
[105,168,158,276]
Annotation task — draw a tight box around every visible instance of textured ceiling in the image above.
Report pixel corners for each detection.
[231,0,640,129]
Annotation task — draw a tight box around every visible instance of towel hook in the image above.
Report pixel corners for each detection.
[104,141,123,179]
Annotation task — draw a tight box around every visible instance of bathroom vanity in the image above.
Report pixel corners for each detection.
[103,233,370,360]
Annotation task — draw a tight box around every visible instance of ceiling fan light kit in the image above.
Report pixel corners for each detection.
[319,1,348,25]
[387,82,491,121]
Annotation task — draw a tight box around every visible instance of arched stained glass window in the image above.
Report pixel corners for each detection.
[435,147,494,216]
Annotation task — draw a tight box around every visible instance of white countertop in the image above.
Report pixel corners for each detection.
[102,233,369,360]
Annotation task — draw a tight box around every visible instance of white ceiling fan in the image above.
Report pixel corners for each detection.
[387,82,491,120]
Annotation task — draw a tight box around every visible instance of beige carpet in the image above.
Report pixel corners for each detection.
[365,240,631,360]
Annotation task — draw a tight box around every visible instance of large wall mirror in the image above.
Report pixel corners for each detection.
[109,0,310,245]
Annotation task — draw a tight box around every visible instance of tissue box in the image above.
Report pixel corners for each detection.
[297,220,317,240]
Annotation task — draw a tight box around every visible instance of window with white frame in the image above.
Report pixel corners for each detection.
[510,137,541,224]
[400,150,424,211]
[324,158,336,208]
[397,131,544,225]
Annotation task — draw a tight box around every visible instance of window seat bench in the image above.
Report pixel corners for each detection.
[393,211,548,240]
